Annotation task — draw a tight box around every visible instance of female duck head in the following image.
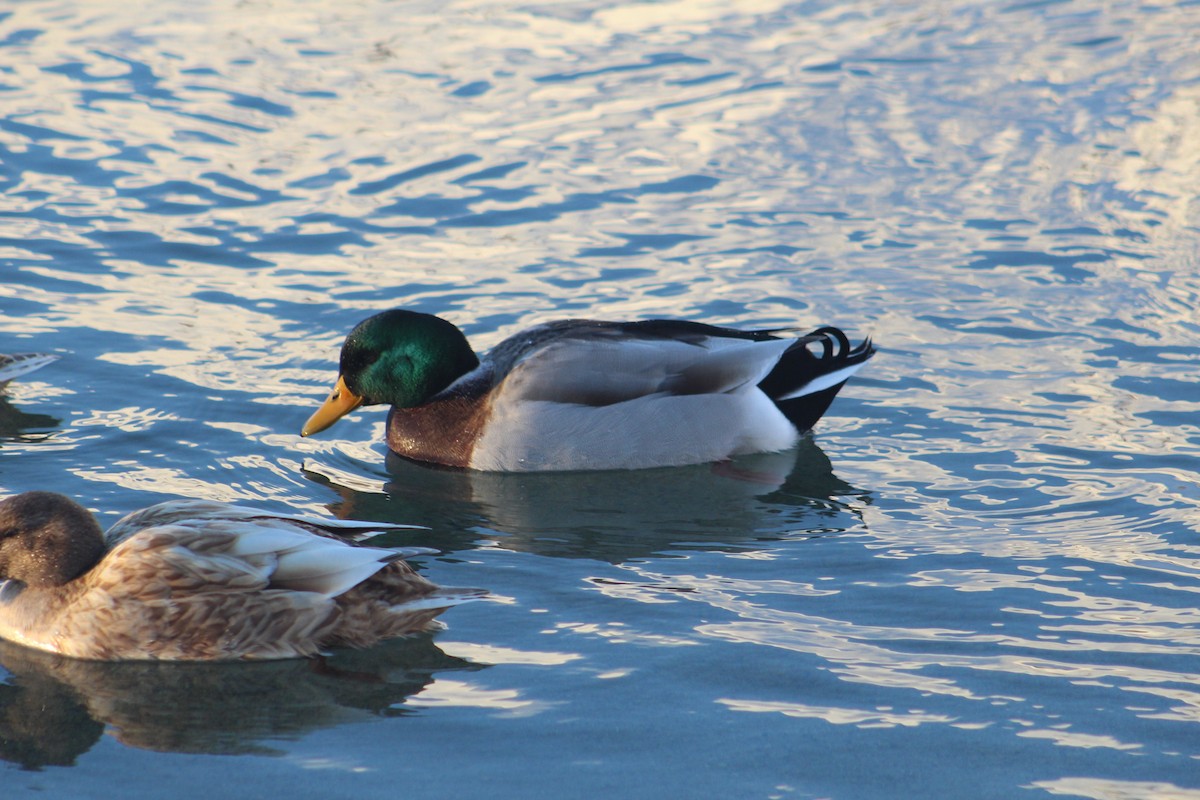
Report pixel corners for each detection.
[302,310,480,436]
[0,492,105,588]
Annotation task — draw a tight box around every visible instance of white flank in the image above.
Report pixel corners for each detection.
[471,390,798,472]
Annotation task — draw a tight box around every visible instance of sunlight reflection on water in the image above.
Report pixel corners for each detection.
[2,0,1200,797]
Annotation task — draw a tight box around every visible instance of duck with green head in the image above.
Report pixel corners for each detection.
[302,309,876,472]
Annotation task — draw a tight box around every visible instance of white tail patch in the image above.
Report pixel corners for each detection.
[776,361,868,400]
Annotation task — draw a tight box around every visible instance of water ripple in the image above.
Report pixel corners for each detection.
[3,0,1200,797]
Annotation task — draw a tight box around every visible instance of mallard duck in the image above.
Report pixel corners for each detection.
[0,353,57,388]
[302,309,875,471]
[0,491,483,661]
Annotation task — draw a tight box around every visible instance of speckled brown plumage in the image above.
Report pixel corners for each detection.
[0,492,484,661]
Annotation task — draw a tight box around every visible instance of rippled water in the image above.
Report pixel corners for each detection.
[3,0,1200,797]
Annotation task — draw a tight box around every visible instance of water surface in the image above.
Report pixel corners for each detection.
[3,1,1200,798]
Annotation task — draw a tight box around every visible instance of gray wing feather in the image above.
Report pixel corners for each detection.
[498,335,792,406]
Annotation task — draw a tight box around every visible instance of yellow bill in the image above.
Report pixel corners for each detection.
[301,375,364,436]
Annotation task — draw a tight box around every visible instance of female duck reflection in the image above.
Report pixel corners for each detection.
[0,635,481,764]
[0,351,59,440]
[0,494,489,762]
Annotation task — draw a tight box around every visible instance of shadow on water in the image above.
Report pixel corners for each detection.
[0,634,484,767]
[303,437,872,564]
[0,399,59,443]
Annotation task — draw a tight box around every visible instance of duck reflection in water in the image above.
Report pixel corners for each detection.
[0,354,56,390]
[0,634,482,765]
[0,401,58,444]
[0,352,59,443]
[303,437,871,565]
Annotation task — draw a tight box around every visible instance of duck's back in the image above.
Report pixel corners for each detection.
[0,515,462,660]
[385,318,872,471]
[0,526,343,660]
[468,320,802,471]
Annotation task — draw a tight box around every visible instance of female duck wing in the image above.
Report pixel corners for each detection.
[105,499,427,547]
[80,532,339,660]
[76,524,411,659]
[95,525,276,595]
[102,520,412,599]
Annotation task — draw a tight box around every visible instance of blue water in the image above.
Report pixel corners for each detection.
[3,1,1200,797]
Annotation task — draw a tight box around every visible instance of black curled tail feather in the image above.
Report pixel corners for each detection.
[758,327,875,432]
